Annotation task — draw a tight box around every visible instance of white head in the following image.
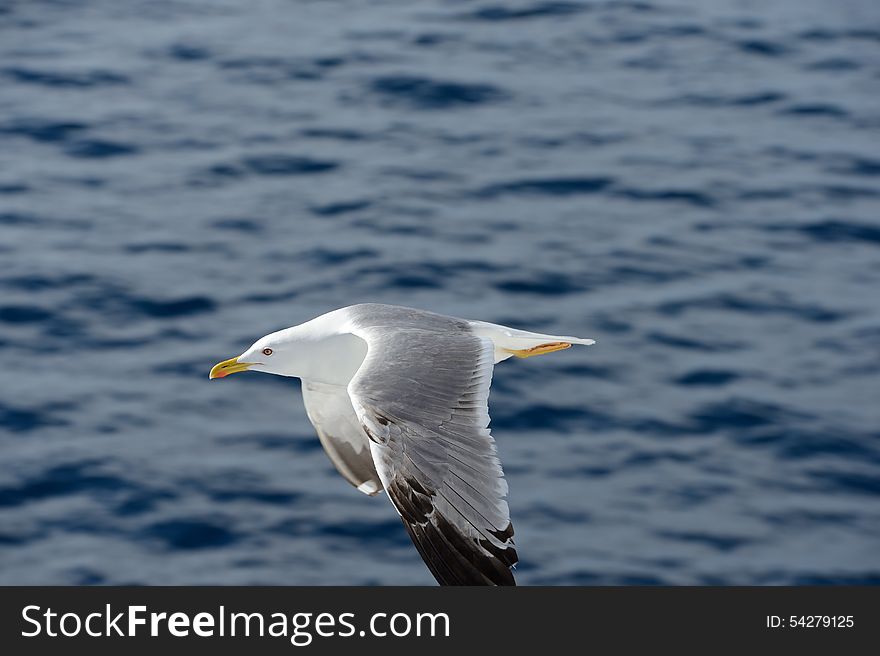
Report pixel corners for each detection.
[209,314,366,385]
[209,327,303,379]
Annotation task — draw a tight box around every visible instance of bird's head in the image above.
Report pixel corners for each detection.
[209,331,296,379]
[209,312,366,384]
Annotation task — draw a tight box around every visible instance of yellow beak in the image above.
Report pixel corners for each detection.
[209,356,253,379]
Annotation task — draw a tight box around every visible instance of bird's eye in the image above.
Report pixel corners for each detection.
[262,348,273,356]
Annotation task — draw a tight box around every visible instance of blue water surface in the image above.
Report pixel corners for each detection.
[0,0,879,585]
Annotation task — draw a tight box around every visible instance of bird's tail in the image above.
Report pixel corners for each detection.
[467,320,595,363]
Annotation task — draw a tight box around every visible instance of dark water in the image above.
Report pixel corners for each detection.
[1,0,879,585]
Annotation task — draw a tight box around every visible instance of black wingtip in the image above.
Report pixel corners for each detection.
[399,515,517,586]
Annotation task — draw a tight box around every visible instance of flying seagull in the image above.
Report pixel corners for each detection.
[210,304,594,585]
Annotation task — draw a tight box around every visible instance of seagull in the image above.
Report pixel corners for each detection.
[210,304,594,585]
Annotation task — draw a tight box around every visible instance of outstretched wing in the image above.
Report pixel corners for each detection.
[346,328,517,585]
[301,380,383,496]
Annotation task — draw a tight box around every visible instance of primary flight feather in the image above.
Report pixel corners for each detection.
[210,303,595,586]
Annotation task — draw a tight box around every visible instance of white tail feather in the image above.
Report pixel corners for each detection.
[467,320,595,363]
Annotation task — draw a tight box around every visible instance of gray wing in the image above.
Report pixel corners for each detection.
[301,380,383,496]
[347,328,517,586]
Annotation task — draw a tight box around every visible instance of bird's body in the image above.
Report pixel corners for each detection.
[210,303,594,585]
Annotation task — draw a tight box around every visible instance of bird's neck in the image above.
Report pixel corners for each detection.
[290,331,367,385]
